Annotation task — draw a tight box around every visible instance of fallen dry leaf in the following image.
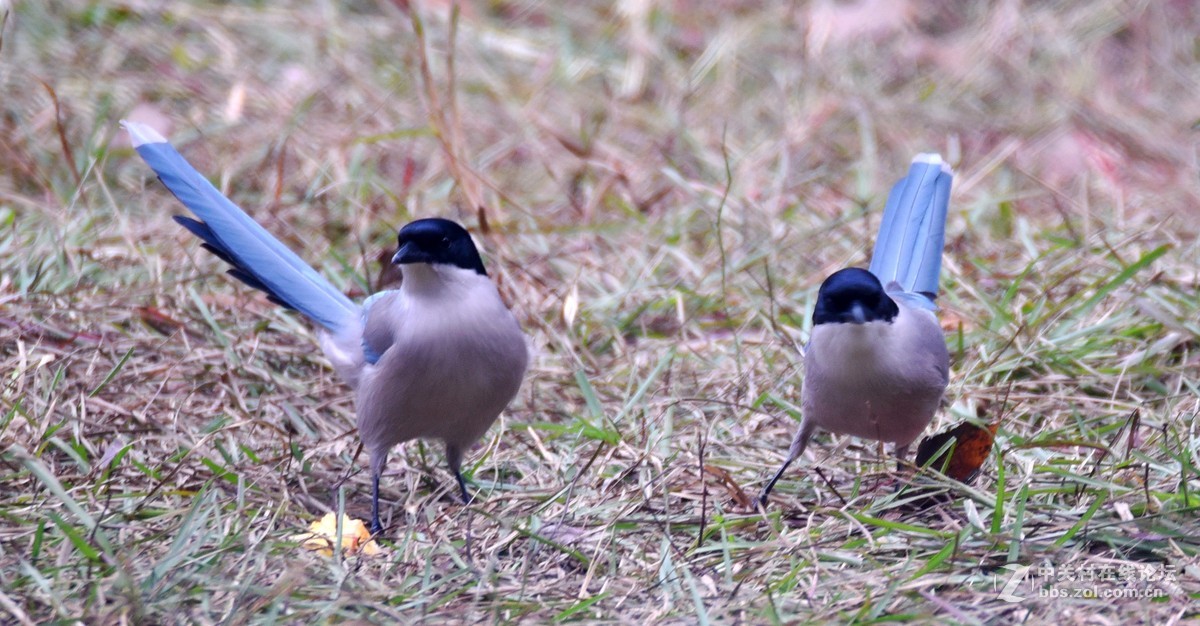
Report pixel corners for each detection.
[136,306,202,340]
[915,421,999,483]
[703,464,754,509]
[292,513,381,557]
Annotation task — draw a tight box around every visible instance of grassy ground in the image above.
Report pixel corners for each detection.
[2,0,1199,623]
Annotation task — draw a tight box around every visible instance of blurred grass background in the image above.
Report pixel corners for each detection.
[1,0,1198,622]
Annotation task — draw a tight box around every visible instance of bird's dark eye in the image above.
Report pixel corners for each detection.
[441,236,451,247]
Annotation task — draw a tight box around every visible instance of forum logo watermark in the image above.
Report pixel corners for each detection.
[992,561,1176,603]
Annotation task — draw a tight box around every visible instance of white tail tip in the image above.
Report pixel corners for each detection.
[120,120,168,148]
[912,152,953,175]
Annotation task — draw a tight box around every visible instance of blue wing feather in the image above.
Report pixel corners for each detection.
[359,290,394,365]
[124,121,359,332]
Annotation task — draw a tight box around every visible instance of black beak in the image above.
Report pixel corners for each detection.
[391,242,429,265]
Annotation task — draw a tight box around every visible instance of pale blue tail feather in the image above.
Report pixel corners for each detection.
[867,153,953,301]
[122,121,359,332]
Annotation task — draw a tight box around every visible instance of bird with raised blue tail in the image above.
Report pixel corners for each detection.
[760,154,954,505]
[123,121,530,534]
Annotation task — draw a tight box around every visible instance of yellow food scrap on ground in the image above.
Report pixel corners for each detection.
[293,513,381,556]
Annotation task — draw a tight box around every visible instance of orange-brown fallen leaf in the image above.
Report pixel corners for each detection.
[292,513,381,556]
[915,421,999,483]
[703,464,754,509]
[137,306,193,338]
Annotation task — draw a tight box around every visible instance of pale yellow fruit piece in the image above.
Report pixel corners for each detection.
[292,513,381,556]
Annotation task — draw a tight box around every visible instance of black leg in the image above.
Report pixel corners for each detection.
[445,445,478,563]
[759,420,814,507]
[454,468,471,505]
[369,450,388,535]
[370,469,383,535]
[758,458,794,506]
[446,445,473,505]
[891,443,915,493]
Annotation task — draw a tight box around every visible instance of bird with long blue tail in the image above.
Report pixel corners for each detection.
[123,121,530,534]
[760,154,953,505]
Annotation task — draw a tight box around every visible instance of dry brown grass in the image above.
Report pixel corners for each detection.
[2,0,1198,623]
